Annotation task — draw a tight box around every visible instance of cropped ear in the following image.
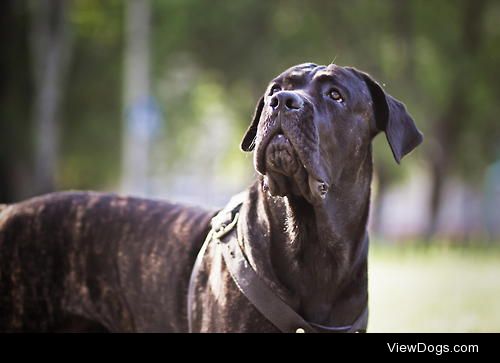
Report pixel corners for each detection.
[240,95,265,152]
[351,68,423,163]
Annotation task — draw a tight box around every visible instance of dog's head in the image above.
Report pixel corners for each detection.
[241,63,423,204]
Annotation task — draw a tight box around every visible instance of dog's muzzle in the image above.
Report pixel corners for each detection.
[265,133,300,176]
[255,96,329,203]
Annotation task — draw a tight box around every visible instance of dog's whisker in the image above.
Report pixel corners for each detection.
[330,55,338,66]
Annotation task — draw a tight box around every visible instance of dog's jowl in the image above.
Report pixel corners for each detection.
[0,63,422,332]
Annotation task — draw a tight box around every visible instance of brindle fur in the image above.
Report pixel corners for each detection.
[0,192,214,332]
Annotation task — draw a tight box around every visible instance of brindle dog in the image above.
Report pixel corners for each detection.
[0,63,422,332]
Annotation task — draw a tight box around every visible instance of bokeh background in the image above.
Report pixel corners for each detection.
[1,0,499,332]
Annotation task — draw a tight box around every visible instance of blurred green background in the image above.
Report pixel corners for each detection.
[1,0,499,332]
[369,244,500,332]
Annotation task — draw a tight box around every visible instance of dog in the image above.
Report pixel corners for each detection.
[0,63,422,332]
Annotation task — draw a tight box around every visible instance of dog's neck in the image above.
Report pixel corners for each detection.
[238,153,372,326]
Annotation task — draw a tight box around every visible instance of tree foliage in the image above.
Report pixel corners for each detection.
[1,0,499,210]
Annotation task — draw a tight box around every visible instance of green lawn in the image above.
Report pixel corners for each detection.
[367,244,500,332]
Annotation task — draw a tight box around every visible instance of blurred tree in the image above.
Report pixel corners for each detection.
[1,0,499,242]
[0,0,32,202]
[412,0,498,239]
[122,0,154,195]
[30,0,72,195]
[59,0,123,191]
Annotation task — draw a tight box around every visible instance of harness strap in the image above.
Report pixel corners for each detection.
[187,228,213,333]
[187,197,368,333]
[217,213,318,333]
[309,305,368,333]
[187,192,246,333]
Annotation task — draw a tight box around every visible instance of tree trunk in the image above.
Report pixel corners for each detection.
[0,0,32,202]
[425,154,446,241]
[30,0,72,195]
[121,0,153,195]
[424,0,487,241]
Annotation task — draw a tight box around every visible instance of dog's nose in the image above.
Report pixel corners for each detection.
[270,91,304,111]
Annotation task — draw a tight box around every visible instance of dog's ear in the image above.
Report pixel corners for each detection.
[351,68,423,163]
[241,95,265,152]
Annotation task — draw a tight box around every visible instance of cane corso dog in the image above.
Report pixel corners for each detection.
[0,63,422,332]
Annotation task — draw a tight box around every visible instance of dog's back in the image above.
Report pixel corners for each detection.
[0,191,215,332]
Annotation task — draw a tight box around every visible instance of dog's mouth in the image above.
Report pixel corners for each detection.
[264,133,299,176]
[256,130,329,204]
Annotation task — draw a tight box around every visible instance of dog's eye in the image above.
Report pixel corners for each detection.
[328,89,343,103]
[269,85,281,95]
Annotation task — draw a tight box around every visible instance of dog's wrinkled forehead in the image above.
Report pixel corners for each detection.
[273,63,368,97]
[273,63,325,86]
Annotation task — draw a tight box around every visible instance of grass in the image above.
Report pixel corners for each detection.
[367,243,500,332]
